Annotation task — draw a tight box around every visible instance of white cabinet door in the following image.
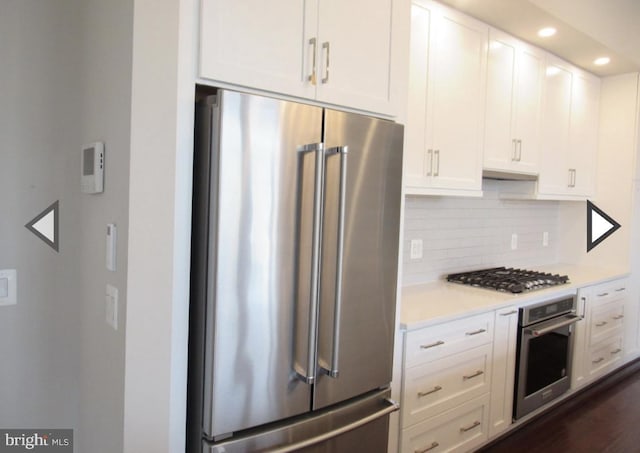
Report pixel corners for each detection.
[405,1,487,196]
[568,70,600,197]
[489,306,518,438]
[199,0,316,100]
[484,29,543,176]
[538,55,572,196]
[316,0,394,114]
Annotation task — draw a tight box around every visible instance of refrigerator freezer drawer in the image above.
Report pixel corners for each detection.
[202,389,398,453]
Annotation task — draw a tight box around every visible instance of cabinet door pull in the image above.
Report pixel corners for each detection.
[517,139,523,161]
[459,420,481,432]
[418,386,443,398]
[426,149,433,176]
[415,441,439,453]
[613,314,624,320]
[592,357,605,364]
[462,370,484,381]
[611,348,622,355]
[321,41,330,84]
[597,292,609,297]
[465,328,486,336]
[511,139,517,161]
[308,38,317,85]
[500,310,518,316]
[420,340,444,349]
[434,149,440,176]
[616,287,626,292]
[595,321,608,327]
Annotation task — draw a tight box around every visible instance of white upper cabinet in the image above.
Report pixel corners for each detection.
[484,29,544,176]
[405,0,487,196]
[199,0,397,116]
[568,69,600,197]
[538,55,600,199]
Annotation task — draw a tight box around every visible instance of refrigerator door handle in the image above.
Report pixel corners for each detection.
[320,146,348,379]
[294,142,325,384]
[268,398,399,453]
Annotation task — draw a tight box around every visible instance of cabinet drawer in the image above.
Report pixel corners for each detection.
[589,300,624,345]
[403,344,492,427]
[591,280,628,305]
[405,313,494,368]
[401,394,489,453]
[588,336,623,377]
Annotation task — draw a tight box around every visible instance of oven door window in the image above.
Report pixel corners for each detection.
[525,324,571,396]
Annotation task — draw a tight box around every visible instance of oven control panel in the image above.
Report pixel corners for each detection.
[520,296,576,326]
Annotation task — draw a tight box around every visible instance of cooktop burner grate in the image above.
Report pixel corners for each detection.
[446,267,569,294]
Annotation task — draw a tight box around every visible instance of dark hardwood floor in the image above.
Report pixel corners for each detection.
[478,360,640,453]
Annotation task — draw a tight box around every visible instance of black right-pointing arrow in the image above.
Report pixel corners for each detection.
[587,200,621,252]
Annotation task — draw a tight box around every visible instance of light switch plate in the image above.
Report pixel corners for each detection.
[0,269,17,306]
[105,284,118,330]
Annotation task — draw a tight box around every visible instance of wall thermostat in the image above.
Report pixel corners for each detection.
[81,141,104,194]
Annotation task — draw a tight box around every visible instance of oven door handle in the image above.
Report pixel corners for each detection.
[526,314,580,336]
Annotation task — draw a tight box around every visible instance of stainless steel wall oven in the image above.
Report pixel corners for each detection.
[513,295,579,419]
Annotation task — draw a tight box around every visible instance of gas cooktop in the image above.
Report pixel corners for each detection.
[446,267,569,294]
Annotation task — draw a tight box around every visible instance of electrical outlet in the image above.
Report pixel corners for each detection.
[105,284,118,330]
[543,231,549,247]
[511,233,518,250]
[410,239,423,260]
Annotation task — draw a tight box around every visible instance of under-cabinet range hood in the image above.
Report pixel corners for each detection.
[482,169,538,181]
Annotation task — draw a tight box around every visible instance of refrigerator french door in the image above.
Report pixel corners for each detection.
[188,89,403,452]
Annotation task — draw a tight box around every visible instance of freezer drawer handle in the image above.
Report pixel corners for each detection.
[268,398,399,453]
[460,420,481,433]
[465,328,486,336]
[415,441,439,453]
[462,370,484,381]
[420,340,444,350]
[417,386,442,398]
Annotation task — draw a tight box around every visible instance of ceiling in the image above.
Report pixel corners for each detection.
[437,0,640,77]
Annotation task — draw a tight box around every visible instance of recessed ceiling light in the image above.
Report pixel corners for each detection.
[538,27,557,38]
[594,57,611,66]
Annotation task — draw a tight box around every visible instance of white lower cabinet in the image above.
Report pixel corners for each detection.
[572,278,628,390]
[488,306,518,438]
[400,312,499,452]
[402,394,489,453]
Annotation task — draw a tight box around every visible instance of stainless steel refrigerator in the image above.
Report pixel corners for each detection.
[188,89,403,452]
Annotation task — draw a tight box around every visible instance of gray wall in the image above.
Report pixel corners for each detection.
[76,0,133,452]
[0,0,82,428]
[0,1,133,451]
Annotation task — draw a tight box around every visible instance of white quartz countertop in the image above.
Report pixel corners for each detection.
[400,264,630,331]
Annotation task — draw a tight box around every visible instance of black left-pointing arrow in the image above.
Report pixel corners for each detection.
[25,200,59,252]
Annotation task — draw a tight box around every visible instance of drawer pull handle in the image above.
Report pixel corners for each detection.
[595,321,608,327]
[418,386,443,398]
[415,442,439,453]
[420,340,445,350]
[613,315,624,320]
[460,420,481,433]
[593,357,605,364]
[500,310,518,316]
[597,292,609,297]
[616,287,626,292]
[463,370,484,381]
[611,348,622,355]
[465,328,486,336]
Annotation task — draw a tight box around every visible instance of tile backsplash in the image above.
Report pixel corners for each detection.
[402,180,559,286]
